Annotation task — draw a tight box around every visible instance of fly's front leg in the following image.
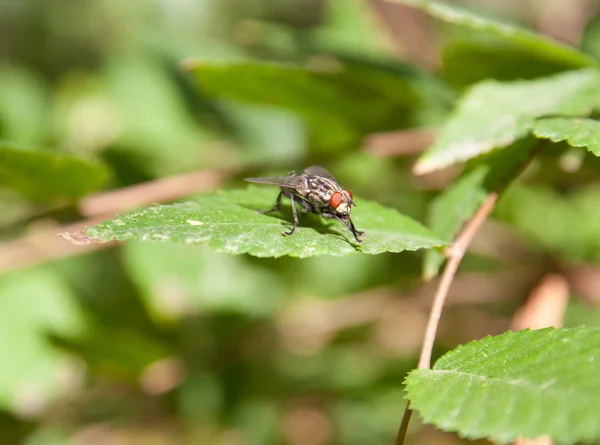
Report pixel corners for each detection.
[258,191,283,215]
[282,193,299,236]
[347,217,365,243]
[335,216,365,243]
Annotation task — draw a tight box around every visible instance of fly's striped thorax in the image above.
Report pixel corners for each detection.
[305,175,342,207]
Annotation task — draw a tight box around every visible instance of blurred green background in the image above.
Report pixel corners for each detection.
[2,0,600,444]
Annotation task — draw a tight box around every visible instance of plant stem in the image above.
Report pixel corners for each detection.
[395,192,499,445]
[418,192,498,368]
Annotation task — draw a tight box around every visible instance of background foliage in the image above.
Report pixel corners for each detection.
[2,0,600,444]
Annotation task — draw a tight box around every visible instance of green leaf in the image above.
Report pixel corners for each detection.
[123,241,286,321]
[392,0,596,86]
[103,55,223,176]
[442,41,590,88]
[415,68,600,174]
[495,183,600,263]
[0,144,109,202]
[563,300,600,329]
[0,66,49,145]
[186,61,418,149]
[423,138,536,279]
[532,117,600,156]
[581,11,600,62]
[0,268,85,415]
[312,0,395,58]
[405,327,600,444]
[84,186,444,258]
[423,168,487,280]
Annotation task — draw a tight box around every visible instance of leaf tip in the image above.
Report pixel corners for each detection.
[58,230,101,246]
[413,159,433,176]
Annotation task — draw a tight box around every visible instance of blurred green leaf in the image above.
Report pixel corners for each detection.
[313,0,394,57]
[415,69,600,174]
[532,118,600,156]
[103,55,223,176]
[423,138,536,279]
[442,41,590,88]
[423,168,487,280]
[187,60,418,149]
[495,182,600,263]
[406,327,600,444]
[217,101,307,166]
[563,299,600,329]
[0,144,109,202]
[581,11,600,62]
[22,428,70,445]
[0,67,49,145]
[231,400,279,445]
[393,0,596,86]
[177,374,224,423]
[334,389,407,445]
[123,241,285,321]
[85,186,444,258]
[0,268,85,415]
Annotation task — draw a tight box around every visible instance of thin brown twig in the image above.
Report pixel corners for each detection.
[367,0,438,69]
[0,168,231,276]
[418,193,498,369]
[395,402,413,445]
[394,192,499,445]
[364,128,437,158]
[79,169,229,218]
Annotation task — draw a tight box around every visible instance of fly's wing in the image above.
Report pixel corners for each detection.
[244,174,309,191]
[303,165,337,181]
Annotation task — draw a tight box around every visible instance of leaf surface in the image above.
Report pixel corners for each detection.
[186,60,418,148]
[0,144,109,201]
[532,117,600,156]
[405,327,600,444]
[414,69,600,174]
[84,186,444,258]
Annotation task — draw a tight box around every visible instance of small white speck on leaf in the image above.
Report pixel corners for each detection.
[186,219,204,226]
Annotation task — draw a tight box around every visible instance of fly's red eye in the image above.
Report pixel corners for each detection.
[345,190,353,200]
[330,191,343,209]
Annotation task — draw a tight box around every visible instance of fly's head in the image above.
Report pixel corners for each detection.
[329,189,355,219]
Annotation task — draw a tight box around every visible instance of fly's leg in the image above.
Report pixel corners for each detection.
[258,191,283,215]
[335,216,365,243]
[282,194,299,236]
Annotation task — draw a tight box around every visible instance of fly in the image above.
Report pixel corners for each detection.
[245,166,365,243]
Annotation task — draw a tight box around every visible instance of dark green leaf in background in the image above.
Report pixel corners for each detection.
[0,67,49,146]
[414,68,600,174]
[393,0,596,87]
[495,182,600,263]
[186,60,419,149]
[85,186,444,258]
[581,11,600,62]
[441,41,591,88]
[0,144,109,202]
[406,327,600,444]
